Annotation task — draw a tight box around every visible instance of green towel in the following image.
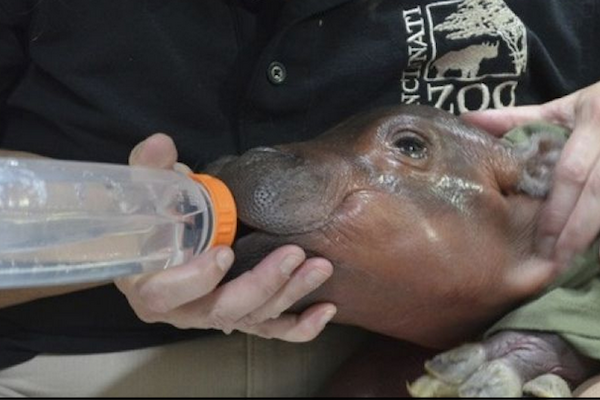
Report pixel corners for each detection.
[485,123,600,360]
[486,242,600,359]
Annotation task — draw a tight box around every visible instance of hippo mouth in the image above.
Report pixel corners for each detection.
[227,220,311,278]
[234,189,363,237]
[211,145,373,275]
[226,187,373,280]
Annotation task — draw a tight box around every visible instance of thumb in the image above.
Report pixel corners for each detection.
[504,257,559,300]
[129,133,179,169]
[461,105,550,137]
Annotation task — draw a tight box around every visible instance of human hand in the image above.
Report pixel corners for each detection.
[115,134,336,342]
[463,82,600,268]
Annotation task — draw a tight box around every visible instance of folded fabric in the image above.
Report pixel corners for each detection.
[487,241,600,359]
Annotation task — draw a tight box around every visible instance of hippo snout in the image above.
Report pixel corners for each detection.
[216,146,351,236]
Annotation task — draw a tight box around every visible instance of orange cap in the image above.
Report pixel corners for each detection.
[188,173,237,248]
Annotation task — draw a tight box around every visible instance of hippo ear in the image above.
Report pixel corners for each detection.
[501,123,569,198]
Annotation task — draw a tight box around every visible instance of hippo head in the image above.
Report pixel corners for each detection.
[211,105,566,348]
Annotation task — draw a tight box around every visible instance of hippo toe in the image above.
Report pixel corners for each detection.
[409,330,597,398]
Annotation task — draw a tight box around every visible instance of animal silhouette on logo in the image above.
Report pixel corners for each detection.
[432,42,499,79]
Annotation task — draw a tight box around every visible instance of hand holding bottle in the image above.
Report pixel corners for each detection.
[115,134,337,342]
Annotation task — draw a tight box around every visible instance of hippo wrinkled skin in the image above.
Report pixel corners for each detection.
[210,105,597,397]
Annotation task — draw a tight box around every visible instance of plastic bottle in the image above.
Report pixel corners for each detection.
[0,157,237,288]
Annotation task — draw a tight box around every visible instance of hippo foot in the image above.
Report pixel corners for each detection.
[408,331,596,398]
[408,358,570,397]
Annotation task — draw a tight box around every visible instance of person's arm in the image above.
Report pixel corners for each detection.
[0,283,107,309]
[0,149,41,158]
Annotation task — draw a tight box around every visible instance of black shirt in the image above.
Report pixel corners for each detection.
[0,0,599,369]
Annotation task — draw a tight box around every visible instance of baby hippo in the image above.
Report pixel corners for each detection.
[210,105,597,397]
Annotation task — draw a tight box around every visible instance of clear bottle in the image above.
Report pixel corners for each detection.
[0,157,237,288]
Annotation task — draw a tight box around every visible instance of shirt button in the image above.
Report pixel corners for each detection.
[267,61,287,85]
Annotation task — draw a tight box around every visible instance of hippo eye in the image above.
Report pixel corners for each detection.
[393,134,428,159]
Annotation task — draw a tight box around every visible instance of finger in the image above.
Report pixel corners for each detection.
[504,257,559,298]
[115,246,234,314]
[239,257,333,327]
[196,245,307,324]
[554,158,600,264]
[537,108,600,258]
[129,133,178,168]
[241,303,337,342]
[461,97,573,137]
[461,105,550,136]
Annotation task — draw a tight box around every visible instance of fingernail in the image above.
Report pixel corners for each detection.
[129,140,146,164]
[305,268,330,288]
[537,236,556,258]
[216,248,234,271]
[319,307,337,327]
[173,162,192,174]
[279,254,304,276]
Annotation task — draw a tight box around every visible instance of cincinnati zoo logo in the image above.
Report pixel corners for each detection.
[401,0,528,114]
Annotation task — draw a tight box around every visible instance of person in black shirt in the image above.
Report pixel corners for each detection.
[1,0,600,396]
